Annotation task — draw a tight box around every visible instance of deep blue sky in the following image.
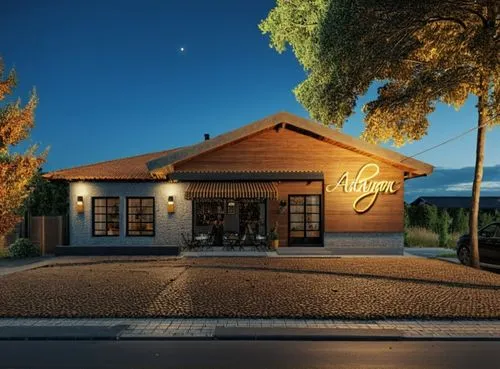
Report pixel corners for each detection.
[2,0,499,199]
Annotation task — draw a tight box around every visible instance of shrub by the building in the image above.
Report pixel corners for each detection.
[9,238,40,258]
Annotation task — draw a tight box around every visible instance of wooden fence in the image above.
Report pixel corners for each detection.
[0,215,68,255]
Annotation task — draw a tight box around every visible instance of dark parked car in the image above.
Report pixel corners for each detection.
[457,222,500,265]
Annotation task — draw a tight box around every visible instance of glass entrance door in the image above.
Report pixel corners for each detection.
[289,195,322,246]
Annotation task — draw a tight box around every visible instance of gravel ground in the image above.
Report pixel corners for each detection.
[0,257,499,319]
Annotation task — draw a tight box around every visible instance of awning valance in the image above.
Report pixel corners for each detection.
[185,182,278,200]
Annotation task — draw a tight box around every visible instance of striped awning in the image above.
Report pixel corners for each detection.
[185,182,278,200]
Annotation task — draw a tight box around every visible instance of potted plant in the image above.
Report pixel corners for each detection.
[268,222,279,250]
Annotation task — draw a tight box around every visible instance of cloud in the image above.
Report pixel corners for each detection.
[405,165,500,201]
[446,181,500,191]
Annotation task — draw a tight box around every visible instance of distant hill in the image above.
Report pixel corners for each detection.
[405,165,500,202]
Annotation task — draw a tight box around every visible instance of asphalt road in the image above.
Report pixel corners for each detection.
[1,340,499,369]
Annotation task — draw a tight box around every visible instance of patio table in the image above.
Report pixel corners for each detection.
[255,234,267,250]
[195,234,210,248]
[223,234,240,250]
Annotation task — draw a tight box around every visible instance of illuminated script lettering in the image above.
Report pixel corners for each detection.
[325,163,399,213]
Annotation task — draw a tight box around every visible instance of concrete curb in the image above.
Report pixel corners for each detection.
[1,335,498,342]
[0,325,129,340]
[213,327,402,341]
[0,326,498,341]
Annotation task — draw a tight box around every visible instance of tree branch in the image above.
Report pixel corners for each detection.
[425,16,467,30]
[462,7,488,26]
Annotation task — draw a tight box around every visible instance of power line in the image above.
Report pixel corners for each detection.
[401,113,499,162]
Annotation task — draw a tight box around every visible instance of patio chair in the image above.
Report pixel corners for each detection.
[203,234,215,251]
[235,234,246,251]
[181,232,199,251]
[254,234,268,251]
[244,233,260,251]
[223,232,238,250]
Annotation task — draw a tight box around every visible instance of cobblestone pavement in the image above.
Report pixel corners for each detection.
[0,318,499,339]
[0,257,499,319]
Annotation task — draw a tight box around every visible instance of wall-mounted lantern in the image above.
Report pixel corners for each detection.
[167,196,175,213]
[227,200,236,214]
[76,196,84,214]
[279,200,287,214]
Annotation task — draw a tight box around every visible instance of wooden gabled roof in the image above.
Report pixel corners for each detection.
[44,112,433,181]
[147,112,433,178]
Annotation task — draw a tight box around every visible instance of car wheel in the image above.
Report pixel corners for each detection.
[458,246,471,266]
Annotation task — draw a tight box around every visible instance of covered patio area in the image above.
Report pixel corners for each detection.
[183,181,278,250]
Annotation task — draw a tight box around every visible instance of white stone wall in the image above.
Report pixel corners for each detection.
[69,182,191,246]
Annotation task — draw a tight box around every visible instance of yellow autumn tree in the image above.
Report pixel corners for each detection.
[0,58,45,238]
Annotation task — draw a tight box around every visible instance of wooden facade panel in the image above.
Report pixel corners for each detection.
[177,127,405,237]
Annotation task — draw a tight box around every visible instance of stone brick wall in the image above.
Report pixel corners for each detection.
[324,232,404,254]
[69,182,191,246]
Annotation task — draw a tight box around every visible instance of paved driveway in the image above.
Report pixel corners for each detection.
[0,257,54,277]
[404,247,454,258]
[0,257,499,319]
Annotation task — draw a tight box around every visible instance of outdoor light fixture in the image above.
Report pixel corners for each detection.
[167,196,175,213]
[76,196,84,214]
[227,200,236,214]
[279,200,287,214]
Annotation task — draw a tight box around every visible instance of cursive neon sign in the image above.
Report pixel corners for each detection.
[325,163,399,214]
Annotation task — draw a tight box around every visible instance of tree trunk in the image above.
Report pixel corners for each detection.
[469,92,488,269]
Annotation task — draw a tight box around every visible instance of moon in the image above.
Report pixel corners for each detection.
[180,47,185,52]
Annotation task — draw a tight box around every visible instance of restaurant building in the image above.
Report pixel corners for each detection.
[45,112,433,255]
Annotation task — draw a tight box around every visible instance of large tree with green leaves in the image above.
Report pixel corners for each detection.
[0,58,45,238]
[260,0,499,268]
[27,170,68,217]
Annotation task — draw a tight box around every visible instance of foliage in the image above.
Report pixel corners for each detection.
[406,204,498,236]
[268,222,279,240]
[0,58,46,236]
[405,227,439,247]
[0,247,9,259]
[403,203,410,246]
[438,210,452,247]
[260,0,498,143]
[450,208,469,234]
[8,238,40,258]
[261,0,499,267]
[447,233,461,249]
[406,226,459,248]
[27,170,68,216]
[479,211,496,228]
[407,204,438,232]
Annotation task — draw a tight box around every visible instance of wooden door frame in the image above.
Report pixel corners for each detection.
[287,194,323,247]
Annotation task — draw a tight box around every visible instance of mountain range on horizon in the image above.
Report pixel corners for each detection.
[405,165,500,202]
